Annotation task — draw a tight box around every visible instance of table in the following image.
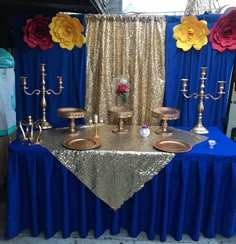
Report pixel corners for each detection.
[6,126,236,241]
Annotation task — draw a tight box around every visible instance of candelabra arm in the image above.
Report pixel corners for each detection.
[204,93,225,100]
[46,86,64,95]
[182,91,200,99]
[23,88,41,96]
[46,76,64,95]
[21,76,41,95]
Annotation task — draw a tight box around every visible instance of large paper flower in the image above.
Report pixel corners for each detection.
[49,14,86,50]
[209,10,236,52]
[173,16,209,51]
[23,15,53,50]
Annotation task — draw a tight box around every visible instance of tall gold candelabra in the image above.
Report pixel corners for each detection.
[181,67,225,134]
[21,63,63,129]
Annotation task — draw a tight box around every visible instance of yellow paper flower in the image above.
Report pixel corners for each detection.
[49,14,86,50]
[173,16,209,51]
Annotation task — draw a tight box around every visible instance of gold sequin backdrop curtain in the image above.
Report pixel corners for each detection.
[85,14,166,125]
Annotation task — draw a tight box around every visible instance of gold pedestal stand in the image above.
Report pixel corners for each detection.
[57,107,86,135]
[152,107,180,136]
[108,105,133,133]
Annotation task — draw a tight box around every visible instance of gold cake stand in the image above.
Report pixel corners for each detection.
[108,105,133,133]
[57,107,86,135]
[152,107,180,135]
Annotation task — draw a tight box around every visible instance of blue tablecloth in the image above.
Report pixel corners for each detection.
[6,127,236,241]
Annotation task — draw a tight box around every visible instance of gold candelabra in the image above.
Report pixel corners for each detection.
[181,67,225,134]
[21,63,63,129]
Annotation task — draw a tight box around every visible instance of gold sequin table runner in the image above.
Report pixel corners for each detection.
[41,125,206,209]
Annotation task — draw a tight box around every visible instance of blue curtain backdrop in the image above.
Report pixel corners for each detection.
[13,13,87,128]
[164,14,236,131]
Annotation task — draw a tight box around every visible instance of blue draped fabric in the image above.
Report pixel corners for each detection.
[6,127,236,241]
[13,14,87,128]
[164,14,236,131]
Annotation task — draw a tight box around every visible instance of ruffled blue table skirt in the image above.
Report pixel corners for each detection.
[6,127,236,241]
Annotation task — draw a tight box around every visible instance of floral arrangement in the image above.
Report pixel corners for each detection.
[116,78,128,104]
[209,10,236,52]
[23,14,86,51]
[173,16,209,51]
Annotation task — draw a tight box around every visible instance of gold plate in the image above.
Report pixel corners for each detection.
[153,139,192,153]
[63,137,101,150]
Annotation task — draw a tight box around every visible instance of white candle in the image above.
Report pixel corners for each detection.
[88,118,93,125]
[94,114,98,124]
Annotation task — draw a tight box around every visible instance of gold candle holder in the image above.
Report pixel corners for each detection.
[181,67,225,134]
[21,63,63,129]
[87,114,104,139]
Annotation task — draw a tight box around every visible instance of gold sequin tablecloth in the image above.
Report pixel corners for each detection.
[41,125,206,209]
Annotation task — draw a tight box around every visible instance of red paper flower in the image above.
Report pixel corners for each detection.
[23,15,53,50]
[209,10,236,52]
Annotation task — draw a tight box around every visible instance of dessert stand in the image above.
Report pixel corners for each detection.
[57,107,86,135]
[108,105,133,133]
[152,107,180,135]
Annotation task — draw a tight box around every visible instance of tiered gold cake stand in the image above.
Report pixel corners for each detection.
[108,105,133,133]
[152,107,180,135]
[57,107,86,135]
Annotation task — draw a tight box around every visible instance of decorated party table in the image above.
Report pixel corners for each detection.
[6,125,236,241]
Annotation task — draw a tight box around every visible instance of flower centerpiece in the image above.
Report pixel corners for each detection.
[115,77,129,106]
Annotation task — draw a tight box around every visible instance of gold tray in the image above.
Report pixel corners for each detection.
[63,137,101,150]
[153,139,192,153]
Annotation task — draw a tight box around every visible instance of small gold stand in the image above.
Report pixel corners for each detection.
[181,67,225,134]
[57,107,86,135]
[152,107,180,136]
[108,105,133,133]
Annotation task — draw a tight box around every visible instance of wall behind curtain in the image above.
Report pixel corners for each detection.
[85,14,166,125]
[165,14,236,131]
[13,13,87,128]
